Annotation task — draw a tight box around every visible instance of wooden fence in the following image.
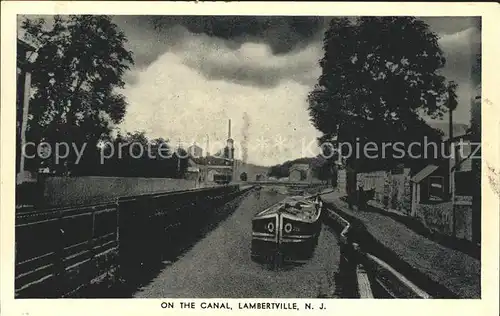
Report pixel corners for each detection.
[15,185,250,298]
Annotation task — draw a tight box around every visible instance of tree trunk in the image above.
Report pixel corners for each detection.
[346,164,357,209]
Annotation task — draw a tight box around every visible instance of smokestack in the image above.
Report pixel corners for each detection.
[226,119,234,161]
[206,134,210,157]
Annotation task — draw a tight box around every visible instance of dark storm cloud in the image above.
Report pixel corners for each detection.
[148,16,327,54]
[182,48,320,88]
[113,15,480,95]
[114,15,326,88]
[439,28,481,82]
[420,16,480,35]
[113,16,172,68]
[420,16,481,85]
[144,16,481,87]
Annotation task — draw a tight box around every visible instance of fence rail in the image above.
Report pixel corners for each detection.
[322,202,432,299]
[15,184,251,298]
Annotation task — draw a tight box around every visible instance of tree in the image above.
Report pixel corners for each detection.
[21,15,134,173]
[240,172,248,181]
[308,17,448,174]
[90,131,188,178]
[268,163,290,178]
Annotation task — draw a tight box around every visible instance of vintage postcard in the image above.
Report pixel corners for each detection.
[1,1,499,316]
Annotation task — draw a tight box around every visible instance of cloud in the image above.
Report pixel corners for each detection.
[420,16,480,36]
[117,18,482,167]
[179,34,323,87]
[148,16,327,54]
[439,27,481,82]
[118,35,322,166]
[113,16,175,68]
[114,16,325,88]
[16,15,482,167]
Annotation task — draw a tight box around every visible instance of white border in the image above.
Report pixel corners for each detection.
[1,2,499,316]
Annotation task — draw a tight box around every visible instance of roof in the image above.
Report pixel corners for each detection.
[410,164,439,183]
[188,144,202,150]
[426,121,469,141]
[446,132,473,143]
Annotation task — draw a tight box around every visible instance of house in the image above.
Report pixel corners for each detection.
[255,174,267,181]
[427,121,471,197]
[289,169,302,181]
[187,143,203,158]
[446,132,476,200]
[189,155,233,183]
[410,164,443,213]
[185,166,201,181]
[232,160,269,183]
[289,164,312,182]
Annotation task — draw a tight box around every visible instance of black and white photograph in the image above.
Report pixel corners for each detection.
[3,2,495,308]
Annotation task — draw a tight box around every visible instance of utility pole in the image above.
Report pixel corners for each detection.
[447,81,458,237]
[225,119,235,181]
[471,90,481,245]
[205,134,210,157]
[205,134,210,185]
[177,138,181,176]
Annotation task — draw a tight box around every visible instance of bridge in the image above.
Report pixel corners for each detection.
[15,181,476,299]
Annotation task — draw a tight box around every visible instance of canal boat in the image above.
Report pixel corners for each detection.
[251,194,324,263]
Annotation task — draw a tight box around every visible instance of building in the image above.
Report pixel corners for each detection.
[255,174,267,181]
[232,159,269,183]
[289,164,312,182]
[408,91,481,241]
[189,156,232,182]
[470,84,481,244]
[187,119,235,183]
[289,169,302,182]
[185,166,201,181]
[426,121,473,197]
[187,143,203,158]
[411,164,443,214]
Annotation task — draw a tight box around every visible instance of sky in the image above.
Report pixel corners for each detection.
[19,16,482,167]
